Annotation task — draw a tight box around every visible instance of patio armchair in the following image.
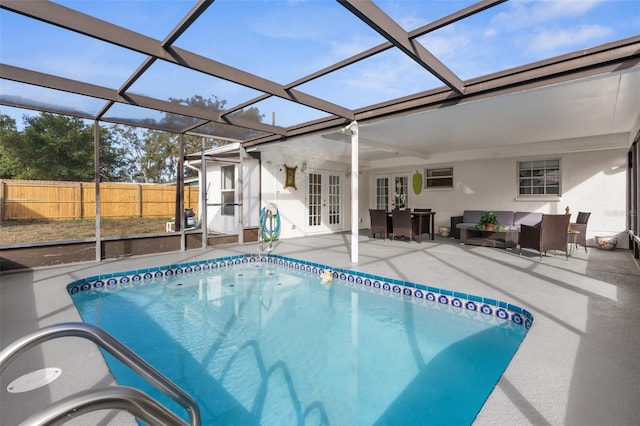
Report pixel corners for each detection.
[520,214,571,259]
[570,211,591,253]
[392,209,416,241]
[369,209,388,239]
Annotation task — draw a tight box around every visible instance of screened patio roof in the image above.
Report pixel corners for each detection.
[1,0,639,164]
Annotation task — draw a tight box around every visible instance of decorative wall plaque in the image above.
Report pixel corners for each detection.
[284,164,297,190]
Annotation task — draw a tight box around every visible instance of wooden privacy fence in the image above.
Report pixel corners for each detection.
[0,179,199,220]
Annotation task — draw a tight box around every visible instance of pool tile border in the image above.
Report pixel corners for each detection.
[66,253,534,330]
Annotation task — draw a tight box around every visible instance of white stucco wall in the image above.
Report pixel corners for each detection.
[369,148,629,248]
[255,146,628,249]
[258,153,370,240]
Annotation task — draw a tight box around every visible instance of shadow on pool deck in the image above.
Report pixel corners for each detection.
[376,325,523,425]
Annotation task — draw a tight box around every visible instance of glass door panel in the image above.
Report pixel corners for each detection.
[328,174,341,226]
[375,177,389,210]
[307,171,342,232]
[308,172,322,228]
[394,175,409,209]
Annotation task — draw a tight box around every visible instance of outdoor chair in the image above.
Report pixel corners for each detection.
[570,211,591,253]
[392,209,415,241]
[413,208,432,240]
[519,214,571,259]
[369,209,388,239]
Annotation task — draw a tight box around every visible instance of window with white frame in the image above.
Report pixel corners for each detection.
[518,159,560,195]
[424,167,453,189]
[221,165,235,216]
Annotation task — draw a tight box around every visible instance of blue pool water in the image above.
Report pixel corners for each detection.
[69,255,532,425]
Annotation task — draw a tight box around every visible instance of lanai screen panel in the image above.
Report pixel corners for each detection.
[1,0,639,143]
[0,8,146,88]
[101,103,201,134]
[55,0,196,40]
[126,61,264,111]
[376,0,479,31]
[176,0,389,84]
[0,81,107,120]
[247,96,334,128]
[417,1,640,80]
[296,47,445,110]
[190,120,270,142]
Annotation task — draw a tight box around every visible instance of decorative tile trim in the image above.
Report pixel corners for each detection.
[66,253,534,330]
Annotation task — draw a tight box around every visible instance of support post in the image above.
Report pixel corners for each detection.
[94,121,101,262]
[137,184,143,218]
[76,182,82,219]
[1,181,7,221]
[176,134,185,251]
[349,121,359,263]
[238,146,245,244]
[200,138,208,249]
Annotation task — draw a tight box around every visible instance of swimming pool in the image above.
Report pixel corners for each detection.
[68,254,533,425]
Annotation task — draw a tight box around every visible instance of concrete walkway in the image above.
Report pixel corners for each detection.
[2,233,639,425]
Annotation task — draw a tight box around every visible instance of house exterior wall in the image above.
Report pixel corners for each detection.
[256,146,628,249]
[369,148,629,249]
[258,153,371,240]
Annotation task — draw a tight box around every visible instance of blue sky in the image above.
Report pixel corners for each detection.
[1,0,639,130]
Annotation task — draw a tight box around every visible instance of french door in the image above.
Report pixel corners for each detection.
[307,170,343,233]
[375,174,409,210]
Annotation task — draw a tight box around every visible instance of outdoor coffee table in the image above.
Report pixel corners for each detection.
[462,228,519,249]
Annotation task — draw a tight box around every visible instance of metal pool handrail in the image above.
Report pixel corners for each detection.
[18,386,190,426]
[0,322,201,426]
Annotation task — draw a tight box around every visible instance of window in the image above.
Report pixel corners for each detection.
[424,167,453,189]
[518,159,560,195]
[221,165,235,216]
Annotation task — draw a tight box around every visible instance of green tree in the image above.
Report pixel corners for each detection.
[111,126,179,183]
[110,125,147,182]
[0,112,128,181]
[1,96,265,184]
[98,126,131,182]
[0,114,21,178]
[111,95,265,183]
[164,95,264,144]
[21,113,94,180]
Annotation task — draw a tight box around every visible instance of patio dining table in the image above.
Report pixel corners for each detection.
[386,210,436,242]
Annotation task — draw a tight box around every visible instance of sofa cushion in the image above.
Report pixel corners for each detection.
[462,210,516,226]
[514,211,542,227]
[462,210,483,224]
[494,211,516,227]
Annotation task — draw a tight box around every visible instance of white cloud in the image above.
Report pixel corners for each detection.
[422,34,471,59]
[529,24,613,52]
[418,23,472,60]
[493,0,604,30]
[345,56,413,94]
[398,15,428,32]
[330,34,383,59]
[484,28,498,39]
[531,0,603,21]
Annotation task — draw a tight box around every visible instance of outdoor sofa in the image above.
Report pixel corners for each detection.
[452,210,543,248]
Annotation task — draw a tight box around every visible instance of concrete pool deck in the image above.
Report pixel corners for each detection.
[2,232,639,425]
